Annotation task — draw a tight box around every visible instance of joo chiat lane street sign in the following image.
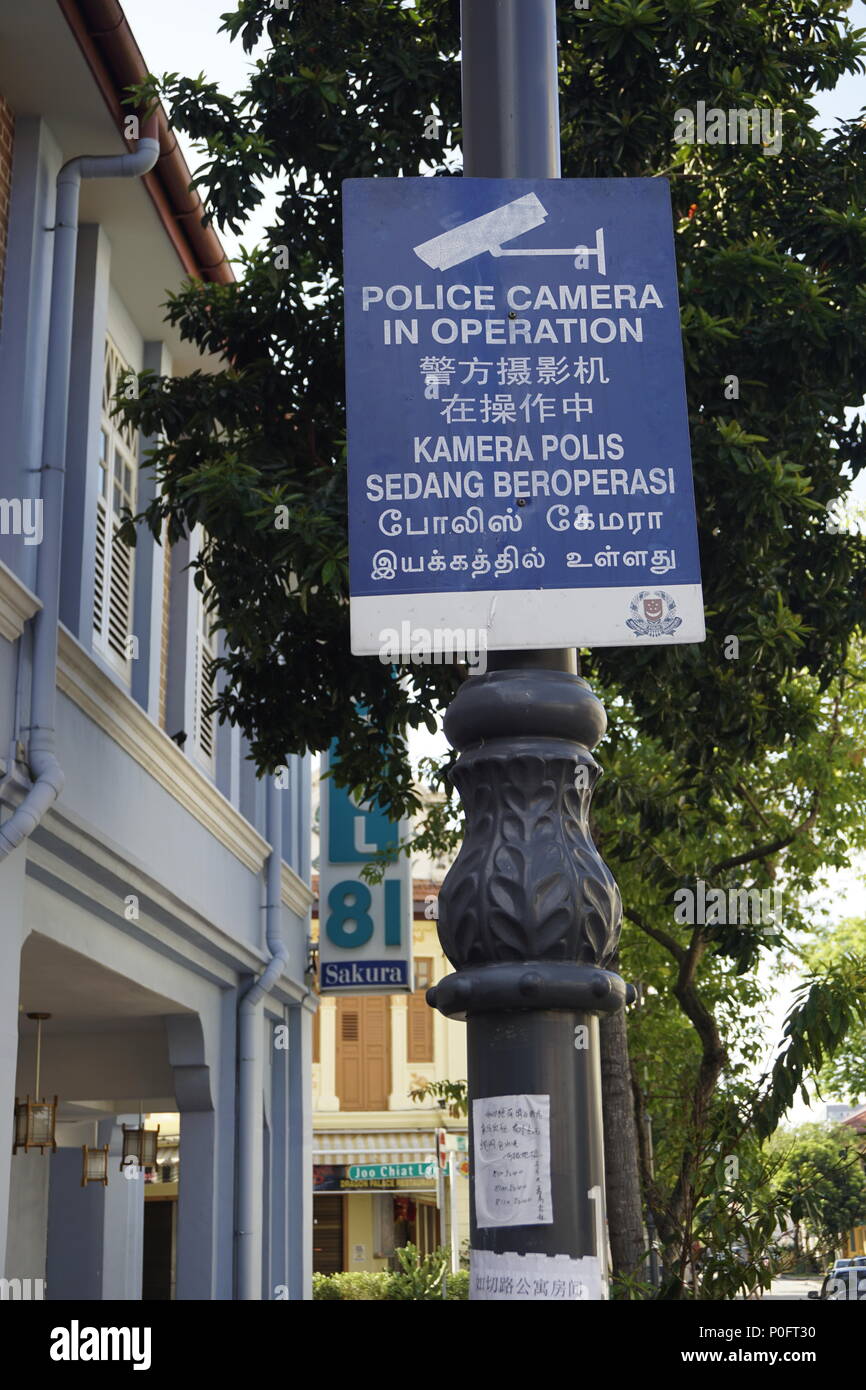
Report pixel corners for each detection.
[318,750,413,994]
[342,177,705,656]
[347,1163,436,1181]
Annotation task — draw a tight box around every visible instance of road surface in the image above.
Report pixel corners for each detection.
[762,1276,823,1301]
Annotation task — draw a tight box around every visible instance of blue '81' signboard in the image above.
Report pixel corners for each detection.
[342,177,705,657]
[318,752,413,994]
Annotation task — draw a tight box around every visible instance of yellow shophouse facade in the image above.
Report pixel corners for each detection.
[312,879,469,1274]
[842,1104,866,1258]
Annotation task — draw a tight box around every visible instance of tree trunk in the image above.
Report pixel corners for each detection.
[600,1002,646,1287]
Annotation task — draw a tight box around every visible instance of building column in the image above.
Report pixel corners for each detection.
[317,996,339,1111]
[262,1112,271,1298]
[100,1118,144,1299]
[269,1009,290,1298]
[177,1108,217,1299]
[45,1148,104,1299]
[165,1013,220,1300]
[5,1151,49,1286]
[388,996,409,1110]
[0,116,62,593]
[45,1121,143,1302]
[288,1000,313,1300]
[0,850,27,1274]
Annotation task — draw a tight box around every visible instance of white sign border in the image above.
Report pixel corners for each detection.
[352,583,705,655]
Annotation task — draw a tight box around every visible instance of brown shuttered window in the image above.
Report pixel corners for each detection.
[407,958,434,1063]
[336,996,391,1111]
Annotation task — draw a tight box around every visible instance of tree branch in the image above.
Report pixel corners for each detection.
[625,907,686,965]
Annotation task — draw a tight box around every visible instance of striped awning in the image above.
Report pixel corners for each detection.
[313,1131,437,1165]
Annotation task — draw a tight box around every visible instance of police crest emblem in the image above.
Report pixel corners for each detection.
[626,590,682,637]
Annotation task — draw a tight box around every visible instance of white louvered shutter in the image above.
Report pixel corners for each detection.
[192,583,217,771]
[93,337,138,679]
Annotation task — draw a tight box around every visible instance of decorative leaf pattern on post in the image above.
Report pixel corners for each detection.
[438,747,622,971]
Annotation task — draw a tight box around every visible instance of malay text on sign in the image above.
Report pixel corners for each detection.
[342,178,705,653]
[473,1094,552,1228]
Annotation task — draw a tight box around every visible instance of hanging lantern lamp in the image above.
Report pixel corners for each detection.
[81,1121,109,1186]
[120,1103,159,1173]
[13,1013,57,1154]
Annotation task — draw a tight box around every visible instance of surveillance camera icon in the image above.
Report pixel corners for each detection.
[413,193,606,275]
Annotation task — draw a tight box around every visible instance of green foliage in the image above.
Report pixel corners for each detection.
[444,1269,470,1300]
[120,0,467,816]
[408,1077,468,1117]
[804,918,866,1103]
[117,0,866,1292]
[689,1136,786,1299]
[605,658,866,1285]
[753,952,866,1138]
[118,0,866,821]
[311,1270,390,1300]
[386,1243,448,1300]
[311,1246,466,1299]
[610,1267,658,1301]
[768,1122,866,1260]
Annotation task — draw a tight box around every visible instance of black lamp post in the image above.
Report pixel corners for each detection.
[427,1,628,1299]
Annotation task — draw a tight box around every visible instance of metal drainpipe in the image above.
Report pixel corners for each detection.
[0,122,160,859]
[237,773,288,1299]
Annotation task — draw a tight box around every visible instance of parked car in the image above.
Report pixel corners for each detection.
[810,1260,866,1300]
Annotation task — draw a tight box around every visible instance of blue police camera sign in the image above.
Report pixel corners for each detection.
[342,177,704,656]
[318,753,413,994]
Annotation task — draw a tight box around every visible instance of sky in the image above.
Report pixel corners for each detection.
[122,0,866,1115]
[123,0,866,261]
[123,0,272,261]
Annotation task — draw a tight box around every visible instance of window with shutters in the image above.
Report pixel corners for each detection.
[416,1202,440,1258]
[190,566,218,775]
[93,336,138,680]
[335,996,391,1111]
[407,958,434,1063]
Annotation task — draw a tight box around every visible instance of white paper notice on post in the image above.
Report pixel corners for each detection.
[470,1248,604,1301]
[473,1094,552,1227]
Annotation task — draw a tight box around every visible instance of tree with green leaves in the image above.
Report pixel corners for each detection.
[118,0,866,1293]
[769,1122,866,1263]
[804,916,866,1105]
[597,662,866,1292]
[122,0,866,811]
